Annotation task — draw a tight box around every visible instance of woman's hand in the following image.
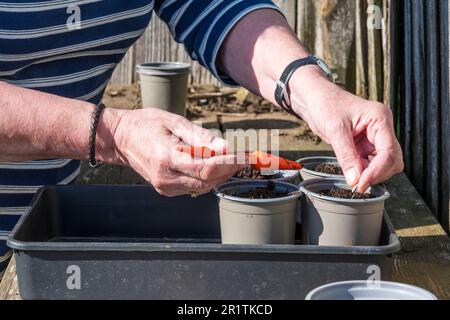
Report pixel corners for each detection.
[218,9,403,193]
[104,108,244,197]
[291,71,404,192]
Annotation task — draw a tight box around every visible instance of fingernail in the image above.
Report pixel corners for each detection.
[345,167,359,186]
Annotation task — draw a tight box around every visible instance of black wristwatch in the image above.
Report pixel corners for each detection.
[274,55,333,117]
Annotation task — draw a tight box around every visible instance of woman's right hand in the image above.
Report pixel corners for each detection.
[102,108,244,197]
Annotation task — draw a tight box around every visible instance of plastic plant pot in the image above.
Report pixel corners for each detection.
[215,181,300,245]
[298,156,344,181]
[299,178,389,247]
[136,62,191,116]
[231,170,300,184]
[305,281,438,300]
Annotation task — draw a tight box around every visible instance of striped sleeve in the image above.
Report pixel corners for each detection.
[154,0,284,87]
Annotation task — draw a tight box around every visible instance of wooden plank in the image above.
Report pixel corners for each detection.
[424,0,440,217]
[382,0,391,107]
[297,0,356,89]
[296,0,316,53]
[110,46,135,85]
[366,0,384,101]
[385,174,450,299]
[411,0,425,195]
[442,0,450,232]
[357,0,388,102]
[389,0,399,120]
[0,256,20,300]
[355,0,368,98]
[273,0,297,28]
[400,0,412,177]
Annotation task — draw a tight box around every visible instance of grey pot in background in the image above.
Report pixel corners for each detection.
[215,181,300,245]
[300,179,389,247]
[298,156,344,181]
[137,62,191,116]
[306,281,438,300]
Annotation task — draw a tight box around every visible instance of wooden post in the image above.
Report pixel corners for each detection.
[366,0,384,101]
[355,0,368,97]
[400,0,412,178]
[411,0,425,195]
[424,0,440,217]
[110,46,135,85]
[296,0,316,52]
[390,0,399,119]
[273,0,297,28]
[296,0,356,89]
[442,0,450,232]
[383,0,391,107]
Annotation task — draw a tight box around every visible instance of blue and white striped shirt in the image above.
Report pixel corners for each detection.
[0,0,282,233]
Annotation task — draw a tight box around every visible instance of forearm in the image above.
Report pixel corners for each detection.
[0,81,119,163]
[218,9,339,120]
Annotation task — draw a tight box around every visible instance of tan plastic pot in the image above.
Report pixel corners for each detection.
[298,157,344,181]
[299,179,389,247]
[215,181,301,245]
[137,62,191,116]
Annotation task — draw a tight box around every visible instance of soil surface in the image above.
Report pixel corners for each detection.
[187,85,280,115]
[319,187,376,199]
[233,166,282,180]
[314,163,343,175]
[226,181,291,199]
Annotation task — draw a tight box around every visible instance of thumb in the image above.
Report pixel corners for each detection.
[168,115,228,154]
[329,124,362,187]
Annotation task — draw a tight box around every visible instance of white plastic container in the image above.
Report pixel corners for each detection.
[306,281,438,300]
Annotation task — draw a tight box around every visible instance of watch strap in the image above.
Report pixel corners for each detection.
[274,55,331,118]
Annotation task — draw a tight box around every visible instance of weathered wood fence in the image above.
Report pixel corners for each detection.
[111,0,391,104]
[391,0,449,233]
[112,0,298,85]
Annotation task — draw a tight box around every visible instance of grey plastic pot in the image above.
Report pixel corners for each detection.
[299,179,389,247]
[298,156,344,181]
[231,170,300,184]
[136,62,191,116]
[306,281,438,300]
[215,181,300,245]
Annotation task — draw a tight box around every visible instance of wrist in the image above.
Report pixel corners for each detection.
[289,67,341,117]
[95,106,127,166]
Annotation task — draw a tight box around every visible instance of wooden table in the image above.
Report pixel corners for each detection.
[1,173,449,300]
